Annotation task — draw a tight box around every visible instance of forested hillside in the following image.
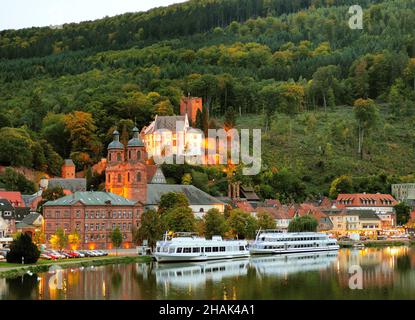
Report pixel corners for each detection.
[0,0,414,201]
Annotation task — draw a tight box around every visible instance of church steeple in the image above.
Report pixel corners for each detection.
[127,127,146,162]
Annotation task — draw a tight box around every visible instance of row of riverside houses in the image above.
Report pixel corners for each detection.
[220,192,400,236]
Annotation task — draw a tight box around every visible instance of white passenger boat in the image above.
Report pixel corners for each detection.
[249,230,339,255]
[154,232,250,262]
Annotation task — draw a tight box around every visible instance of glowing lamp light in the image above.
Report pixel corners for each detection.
[88,243,96,250]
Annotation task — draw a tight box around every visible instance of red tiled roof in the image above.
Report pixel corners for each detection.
[0,191,24,207]
[336,193,397,208]
[264,199,281,207]
[233,200,255,212]
[257,206,291,220]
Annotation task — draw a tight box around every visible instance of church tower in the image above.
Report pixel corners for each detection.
[105,130,126,197]
[124,127,147,203]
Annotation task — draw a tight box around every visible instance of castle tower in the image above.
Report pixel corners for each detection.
[61,159,75,179]
[124,127,147,203]
[105,130,126,197]
[180,96,203,126]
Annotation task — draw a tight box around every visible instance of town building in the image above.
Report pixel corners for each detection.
[0,198,34,235]
[146,184,225,218]
[335,193,397,228]
[43,191,143,249]
[15,212,44,237]
[391,183,415,206]
[180,96,203,126]
[323,209,382,236]
[48,159,87,193]
[0,191,25,207]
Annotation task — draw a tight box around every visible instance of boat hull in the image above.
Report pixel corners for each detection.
[249,245,340,255]
[154,252,250,263]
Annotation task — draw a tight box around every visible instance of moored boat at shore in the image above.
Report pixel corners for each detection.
[154,232,250,262]
[249,229,339,255]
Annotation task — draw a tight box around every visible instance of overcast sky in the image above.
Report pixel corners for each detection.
[0,0,187,31]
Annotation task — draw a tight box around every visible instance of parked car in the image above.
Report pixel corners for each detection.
[66,251,81,258]
[73,250,85,258]
[45,250,66,259]
[42,251,59,260]
[40,253,53,260]
[96,250,108,256]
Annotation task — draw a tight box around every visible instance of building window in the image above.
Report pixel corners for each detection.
[117,153,121,161]
[76,210,80,218]
[118,174,122,183]
[137,151,141,160]
[128,150,131,160]
[136,172,141,182]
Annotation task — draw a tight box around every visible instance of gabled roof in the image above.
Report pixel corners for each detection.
[336,193,398,207]
[143,115,188,135]
[257,206,291,220]
[150,168,167,184]
[147,184,224,206]
[240,186,260,201]
[233,200,255,212]
[0,191,24,207]
[0,199,14,212]
[14,207,32,222]
[21,212,42,226]
[44,192,138,207]
[48,178,87,193]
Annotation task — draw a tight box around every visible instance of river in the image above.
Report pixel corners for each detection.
[1,247,415,300]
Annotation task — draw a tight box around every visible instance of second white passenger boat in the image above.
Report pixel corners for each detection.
[154,233,250,262]
[249,230,339,255]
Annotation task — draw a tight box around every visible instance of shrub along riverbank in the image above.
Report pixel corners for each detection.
[0,255,152,279]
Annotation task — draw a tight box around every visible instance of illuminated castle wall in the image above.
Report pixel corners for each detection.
[105,127,147,204]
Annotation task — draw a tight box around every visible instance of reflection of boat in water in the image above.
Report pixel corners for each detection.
[155,233,249,262]
[250,251,339,276]
[250,230,339,255]
[154,258,250,287]
[353,242,365,249]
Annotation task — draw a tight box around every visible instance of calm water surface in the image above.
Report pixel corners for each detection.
[1,247,415,300]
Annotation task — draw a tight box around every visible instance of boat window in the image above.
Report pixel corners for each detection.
[183,248,191,253]
[177,248,182,253]
[205,247,212,252]
[220,247,225,252]
[213,247,219,252]
[201,247,204,253]
[192,247,200,253]
[239,246,245,251]
[169,247,175,253]
[156,247,160,252]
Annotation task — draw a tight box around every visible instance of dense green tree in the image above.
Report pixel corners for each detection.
[6,233,40,264]
[158,192,189,214]
[288,215,318,232]
[204,208,228,238]
[0,168,36,194]
[329,175,353,199]
[162,206,196,232]
[0,128,33,167]
[394,202,411,226]
[228,209,258,239]
[135,209,164,249]
[256,211,276,230]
